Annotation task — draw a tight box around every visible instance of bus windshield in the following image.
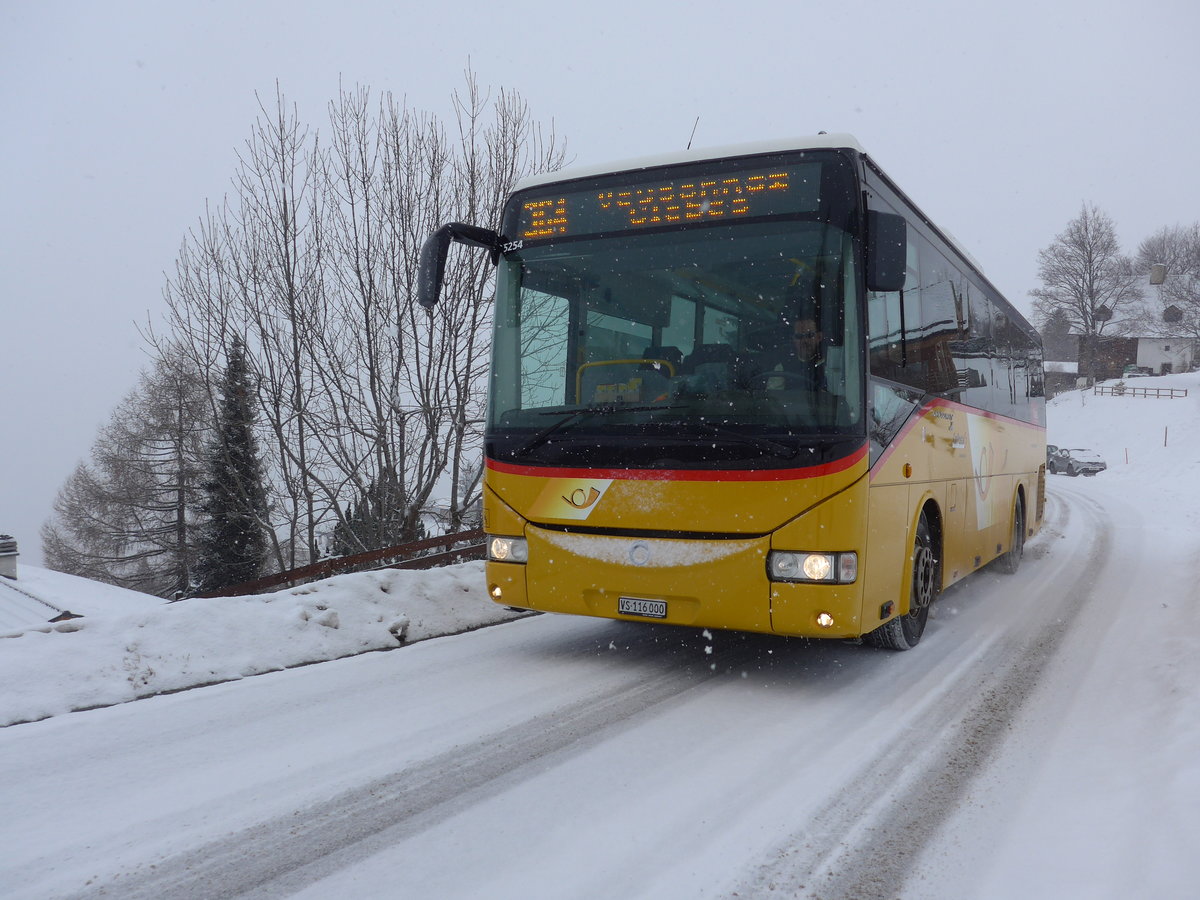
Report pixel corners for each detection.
[488,212,865,470]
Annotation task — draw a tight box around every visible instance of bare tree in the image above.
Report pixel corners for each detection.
[1031,203,1143,338]
[147,73,565,569]
[1031,204,1143,381]
[148,201,302,574]
[42,349,210,597]
[229,87,330,569]
[432,73,566,530]
[1136,223,1200,338]
[305,74,565,543]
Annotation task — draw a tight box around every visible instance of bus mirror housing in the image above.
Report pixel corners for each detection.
[866,211,907,293]
[416,222,502,309]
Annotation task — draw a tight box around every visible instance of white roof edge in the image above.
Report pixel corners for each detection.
[939,227,986,276]
[513,133,867,192]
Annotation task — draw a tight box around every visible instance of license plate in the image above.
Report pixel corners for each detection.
[618,597,667,619]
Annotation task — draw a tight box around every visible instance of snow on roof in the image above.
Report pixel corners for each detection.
[0,578,66,633]
[0,566,163,637]
[513,132,867,192]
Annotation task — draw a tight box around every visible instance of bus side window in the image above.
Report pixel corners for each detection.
[868,229,917,383]
[910,240,964,396]
[869,380,921,465]
[868,289,903,380]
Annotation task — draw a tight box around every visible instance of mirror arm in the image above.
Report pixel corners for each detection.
[416,222,502,309]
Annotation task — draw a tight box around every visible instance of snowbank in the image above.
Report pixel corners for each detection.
[0,562,523,726]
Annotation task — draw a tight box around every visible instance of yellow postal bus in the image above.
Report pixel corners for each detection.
[418,134,1045,649]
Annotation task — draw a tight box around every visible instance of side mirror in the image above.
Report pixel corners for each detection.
[866,211,907,293]
[416,223,502,309]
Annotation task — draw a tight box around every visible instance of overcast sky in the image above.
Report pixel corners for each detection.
[2,0,1197,565]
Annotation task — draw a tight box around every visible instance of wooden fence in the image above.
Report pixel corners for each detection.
[1094,385,1188,399]
[188,528,485,599]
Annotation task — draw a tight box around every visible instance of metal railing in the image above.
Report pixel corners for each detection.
[189,528,485,599]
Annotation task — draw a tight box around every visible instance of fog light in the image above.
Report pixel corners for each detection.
[488,535,528,563]
[816,612,835,628]
[490,584,503,600]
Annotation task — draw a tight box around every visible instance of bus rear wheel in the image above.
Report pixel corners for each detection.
[995,496,1025,575]
[865,513,938,651]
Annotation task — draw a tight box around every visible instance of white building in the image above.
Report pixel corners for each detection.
[1136,338,1195,375]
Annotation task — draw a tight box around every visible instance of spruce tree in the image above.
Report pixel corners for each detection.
[330,466,424,556]
[195,338,269,592]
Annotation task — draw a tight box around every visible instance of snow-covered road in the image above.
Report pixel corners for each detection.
[7,477,1171,900]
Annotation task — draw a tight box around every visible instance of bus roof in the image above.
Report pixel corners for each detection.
[512,133,867,192]
[510,133,986,280]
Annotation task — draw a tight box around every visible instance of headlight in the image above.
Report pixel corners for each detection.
[768,551,857,583]
[803,554,833,581]
[487,535,528,563]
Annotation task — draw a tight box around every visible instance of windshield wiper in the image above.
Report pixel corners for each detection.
[513,403,685,457]
[682,421,800,459]
[511,404,799,460]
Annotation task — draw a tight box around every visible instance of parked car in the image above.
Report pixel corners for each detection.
[1048,447,1107,476]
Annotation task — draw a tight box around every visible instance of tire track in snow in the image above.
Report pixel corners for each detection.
[728,488,1113,899]
[72,657,720,900]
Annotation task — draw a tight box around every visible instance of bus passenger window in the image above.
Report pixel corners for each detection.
[868,290,904,380]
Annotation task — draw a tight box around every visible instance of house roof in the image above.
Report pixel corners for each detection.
[0,578,67,634]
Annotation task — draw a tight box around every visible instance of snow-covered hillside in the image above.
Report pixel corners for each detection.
[1047,371,1200,503]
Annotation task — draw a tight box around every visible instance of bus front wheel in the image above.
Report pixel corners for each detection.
[865,513,938,651]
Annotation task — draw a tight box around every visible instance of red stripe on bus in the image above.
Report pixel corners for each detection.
[486,444,868,483]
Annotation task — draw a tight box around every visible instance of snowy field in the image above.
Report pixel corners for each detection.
[1,372,1198,898]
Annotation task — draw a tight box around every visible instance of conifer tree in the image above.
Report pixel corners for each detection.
[330,465,425,556]
[195,338,269,592]
[41,350,209,598]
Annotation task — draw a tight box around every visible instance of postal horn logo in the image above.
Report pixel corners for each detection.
[563,486,602,510]
[530,478,614,521]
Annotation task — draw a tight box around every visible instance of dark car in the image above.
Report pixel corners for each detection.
[1048,446,1107,476]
